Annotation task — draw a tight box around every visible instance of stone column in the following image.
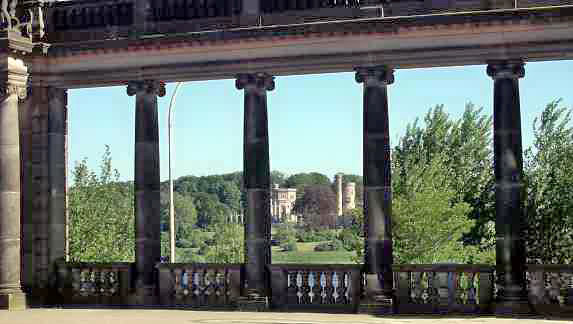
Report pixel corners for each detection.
[486,60,533,316]
[235,73,274,311]
[20,86,68,306]
[127,80,165,304]
[0,67,27,310]
[355,65,395,314]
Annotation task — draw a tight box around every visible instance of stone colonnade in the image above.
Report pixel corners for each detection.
[0,57,532,313]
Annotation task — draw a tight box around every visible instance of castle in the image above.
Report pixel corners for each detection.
[270,173,356,223]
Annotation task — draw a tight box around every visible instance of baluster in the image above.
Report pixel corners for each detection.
[411,272,423,303]
[467,272,477,305]
[71,267,81,295]
[319,272,327,303]
[396,271,410,305]
[548,272,561,304]
[192,270,201,303]
[565,272,573,306]
[89,269,97,296]
[296,271,304,304]
[173,267,182,299]
[526,271,545,304]
[343,272,351,304]
[186,269,194,299]
[213,269,223,302]
[332,272,340,303]
[426,271,436,304]
[98,269,107,296]
[308,272,316,303]
[456,272,467,304]
[204,269,215,305]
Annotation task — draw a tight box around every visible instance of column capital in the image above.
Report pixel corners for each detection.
[487,60,525,80]
[0,83,28,100]
[126,80,166,97]
[355,66,394,86]
[235,73,275,92]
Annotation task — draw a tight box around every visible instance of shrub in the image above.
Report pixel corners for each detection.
[314,240,343,252]
[338,229,360,251]
[176,239,193,249]
[281,239,298,252]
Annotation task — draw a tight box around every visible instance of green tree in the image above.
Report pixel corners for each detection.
[159,191,198,249]
[392,154,474,264]
[193,192,230,228]
[393,103,495,247]
[203,224,244,263]
[524,99,573,264]
[284,172,331,199]
[68,146,135,262]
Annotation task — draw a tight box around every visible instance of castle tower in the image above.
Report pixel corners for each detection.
[343,182,356,210]
[335,173,343,216]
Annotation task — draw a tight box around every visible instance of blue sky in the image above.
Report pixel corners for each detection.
[68,60,572,183]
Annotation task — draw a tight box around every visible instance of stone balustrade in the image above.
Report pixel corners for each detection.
[268,264,362,312]
[56,261,132,306]
[526,264,573,316]
[393,264,495,314]
[48,261,573,315]
[156,263,241,308]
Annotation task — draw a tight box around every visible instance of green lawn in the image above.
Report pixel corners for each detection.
[271,241,356,264]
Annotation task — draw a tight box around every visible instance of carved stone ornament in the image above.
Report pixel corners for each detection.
[487,60,525,80]
[235,73,275,92]
[355,66,395,86]
[126,80,166,97]
[0,0,44,40]
[0,83,27,100]
[46,87,68,106]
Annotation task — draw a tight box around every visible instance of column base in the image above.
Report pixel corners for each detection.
[358,295,395,315]
[493,299,535,317]
[0,291,27,310]
[131,286,159,307]
[237,292,269,312]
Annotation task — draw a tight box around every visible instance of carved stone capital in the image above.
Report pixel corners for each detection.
[487,60,525,80]
[126,80,166,97]
[355,66,394,86]
[46,87,67,106]
[0,83,28,100]
[235,73,275,92]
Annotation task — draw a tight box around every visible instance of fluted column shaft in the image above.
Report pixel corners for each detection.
[236,73,274,298]
[487,60,531,314]
[0,80,27,310]
[356,65,395,309]
[127,80,165,296]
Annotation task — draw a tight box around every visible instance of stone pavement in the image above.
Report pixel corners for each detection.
[0,309,571,324]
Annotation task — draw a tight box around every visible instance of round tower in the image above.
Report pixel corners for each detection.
[343,182,356,210]
[335,173,343,216]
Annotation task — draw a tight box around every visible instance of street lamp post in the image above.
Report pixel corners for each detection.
[168,82,184,262]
